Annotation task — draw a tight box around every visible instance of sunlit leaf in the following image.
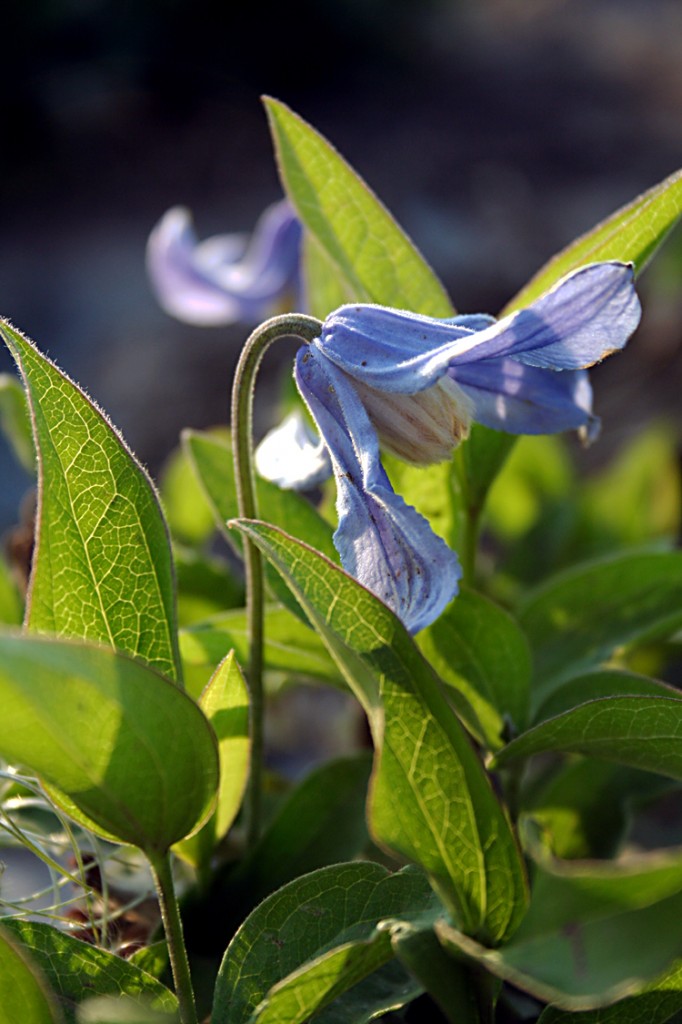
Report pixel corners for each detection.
[265,97,453,316]
[538,958,682,1024]
[175,652,249,867]
[211,862,437,1024]
[0,631,218,852]
[231,519,528,945]
[418,587,531,749]
[0,321,181,682]
[437,848,682,1009]
[518,550,682,706]
[493,695,682,780]
[1,920,177,1020]
[0,924,63,1024]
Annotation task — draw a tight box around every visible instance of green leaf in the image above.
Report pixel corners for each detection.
[391,923,481,1024]
[1,920,177,1021]
[493,695,682,780]
[534,668,682,724]
[538,958,682,1024]
[518,550,682,705]
[437,848,682,1009]
[175,652,249,867]
[0,924,63,1024]
[502,167,682,314]
[455,425,517,531]
[231,519,528,945]
[0,632,219,852]
[382,454,462,552]
[0,321,181,683]
[0,371,35,473]
[417,587,531,749]
[174,546,244,627]
[224,754,372,914]
[159,442,218,547]
[302,231,354,320]
[179,606,341,690]
[0,551,23,626]
[211,862,438,1024]
[264,97,453,316]
[522,756,673,860]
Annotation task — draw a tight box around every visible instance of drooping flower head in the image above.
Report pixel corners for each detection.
[149,213,641,635]
[263,261,640,633]
[146,199,302,326]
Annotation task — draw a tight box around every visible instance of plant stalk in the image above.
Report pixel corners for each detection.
[150,851,198,1024]
[230,313,322,850]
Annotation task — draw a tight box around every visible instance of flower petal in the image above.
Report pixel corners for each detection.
[316,262,640,392]
[453,360,599,440]
[254,411,331,490]
[147,200,302,326]
[294,347,461,633]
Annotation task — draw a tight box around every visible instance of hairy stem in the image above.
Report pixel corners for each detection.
[150,851,197,1024]
[231,313,322,850]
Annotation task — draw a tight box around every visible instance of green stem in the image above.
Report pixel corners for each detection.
[150,851,197,1024]
[231,313,322,850]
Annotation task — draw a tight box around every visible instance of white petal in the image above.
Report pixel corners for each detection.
[254,411,331,490]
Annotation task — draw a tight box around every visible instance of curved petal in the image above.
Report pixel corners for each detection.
[453,360,600,440]
[294,347,461,634]
[146,200,302,326]
[254,410,331,490]
[316,262,640,393]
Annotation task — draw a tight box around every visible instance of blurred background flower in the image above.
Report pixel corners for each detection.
[1,0,681,532]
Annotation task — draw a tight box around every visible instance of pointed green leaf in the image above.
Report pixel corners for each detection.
[175,651,249,866]
[493,695,682,779]
[211,862,437,1024]
[437,848,682,1009]
[503,168,682,314]
[518,550,682,705]
[417,587,531,749]
[0,321,181,682]
[264,97,453,316]
[223,754,372,921]
[1,919,177,1018]
[0,924,63,1024]
[538,958,682,1024]
[0,632,218,852]
[231,519,528,945]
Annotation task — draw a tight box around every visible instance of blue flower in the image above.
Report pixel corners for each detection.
[260,260,640,633]
[147,199,302,325]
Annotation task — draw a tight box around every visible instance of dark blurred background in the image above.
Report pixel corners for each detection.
[1,0,681,530]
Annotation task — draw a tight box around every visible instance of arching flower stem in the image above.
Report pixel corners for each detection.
[231,313,322,850]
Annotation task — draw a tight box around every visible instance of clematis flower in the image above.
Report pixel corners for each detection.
[146,199,302,325]
[259,260,640,633]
